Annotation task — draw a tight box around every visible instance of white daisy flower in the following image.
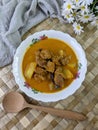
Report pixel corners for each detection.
[72,11,80,22]
[62,0,97,35]
[73,22,84,35]
[79,2,90,14]
[79,13,95,23]
[83,0,93,5]
[62,1,75,13]
[64,14,74,23]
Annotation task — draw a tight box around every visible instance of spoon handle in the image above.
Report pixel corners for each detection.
[26,104,86,120]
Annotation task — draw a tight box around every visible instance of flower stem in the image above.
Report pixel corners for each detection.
[91,0,97,12]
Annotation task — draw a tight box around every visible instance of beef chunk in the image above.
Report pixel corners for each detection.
[54,67,65,87]
[37,58,47,68]
[33,73,46,81]
[33,49,72,87]
[54,73,64,87]
[52,55,69,66]
[52,55,61,65]
[52,50,71,66]
[55,67,65,79]
[35,49,42,57]
[35,66,47,76]
[60,57,69,65]
[46,61,55,73]
[60,55,71,65]
[36,56,47,68]
[40,49,52,59]
[55,66,63,74]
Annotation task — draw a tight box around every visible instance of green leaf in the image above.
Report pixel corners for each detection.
[32,88,39,94]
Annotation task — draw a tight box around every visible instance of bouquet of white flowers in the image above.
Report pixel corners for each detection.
[61,0,98,35]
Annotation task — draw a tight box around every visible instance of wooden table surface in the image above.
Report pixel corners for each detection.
[0,18,98,130]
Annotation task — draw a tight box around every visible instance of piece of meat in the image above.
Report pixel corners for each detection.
[54,73,65,87]
[33,73,46,81]
[60,55,71,65]
[35,49,50,68]
[40,49,52,59]
[35,49,42,56]
[60,57,69,65]
[34,49,71,86]
[36,56,47,68]
[46,61,55,73]
[55,67,65,79]
[52,55,61,65]
[35,66,47,76]
[46,73,54,82]
[49,73,54,82]
[54,67,65,87]
[55,66,63,74]
[52,50,71,66]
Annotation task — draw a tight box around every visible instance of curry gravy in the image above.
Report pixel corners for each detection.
[22,38,78,93]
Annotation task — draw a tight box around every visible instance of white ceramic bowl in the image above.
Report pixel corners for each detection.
[12,30,87,102]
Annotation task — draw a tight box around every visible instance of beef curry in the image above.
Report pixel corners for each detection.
[22,38,78,93]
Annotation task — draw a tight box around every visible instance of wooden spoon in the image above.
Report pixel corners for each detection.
[2,91,86,120]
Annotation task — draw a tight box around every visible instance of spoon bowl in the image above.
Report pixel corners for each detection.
[2,91,86,120]
[3,91,24,112]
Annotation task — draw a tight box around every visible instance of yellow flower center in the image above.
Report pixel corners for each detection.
[76,26,80,30]
[66,15,70,18]
[76,0,79,2]
[84,15,89,19]
[81,6,85,10]
[67,4,71,9]
[73,12,76,17]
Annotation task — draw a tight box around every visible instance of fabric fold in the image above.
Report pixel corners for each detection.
[0,0,63,67]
